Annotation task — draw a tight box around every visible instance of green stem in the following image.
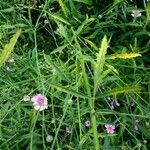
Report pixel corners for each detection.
[81,59,100,150]
[91,108,100,150]
[75,36,100,149]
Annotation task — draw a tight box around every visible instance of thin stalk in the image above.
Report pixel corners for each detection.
[74,36,100,149]
[80,59,100,150]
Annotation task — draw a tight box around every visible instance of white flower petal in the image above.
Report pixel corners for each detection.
[23,95,30,101]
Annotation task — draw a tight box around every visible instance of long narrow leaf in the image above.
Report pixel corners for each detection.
[108,53,141,59]
[93,35,109,95]
[0,29,21,68]
[97,85,141,98]
[58,0,67,16]
[47,83,90,99]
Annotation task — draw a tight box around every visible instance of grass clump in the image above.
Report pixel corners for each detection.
[0,0,150,149]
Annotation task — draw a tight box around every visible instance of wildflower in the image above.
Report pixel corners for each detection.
[105,124,116,134]
[44,20,49,24]
[110,100,120,110]
[31,94,48,111]
[66,127,72,134]
[98,14,102,19]
[46,135,53,143]
[23,95,30,101]
[134,119,139,131]
[8,58,15,64]
[131,10,142,18]
[85,120,91,127]
[107,96,112,101]
[134,124,138,131]
[101,85,106,91]
[6,66,11,71]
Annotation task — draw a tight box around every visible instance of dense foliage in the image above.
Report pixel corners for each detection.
[0,0,150,149]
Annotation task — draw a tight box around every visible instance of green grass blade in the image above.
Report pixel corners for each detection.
[47,83,90,99]
[58,0,67,16]
[146,1,150,21]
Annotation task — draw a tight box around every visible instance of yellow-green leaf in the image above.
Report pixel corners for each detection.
[93,35,109,95]
[108,53,141,59]
[58,0,67,16]
[83,38,98,50]
[0,29,21,68]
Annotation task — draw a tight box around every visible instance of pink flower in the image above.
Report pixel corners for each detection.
[85,120,91,127]
[105,124,116,134]
[31,94,48,111]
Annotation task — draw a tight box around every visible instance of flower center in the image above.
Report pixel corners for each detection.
[37,97,44,105]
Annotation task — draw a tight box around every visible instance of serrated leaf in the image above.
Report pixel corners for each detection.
[96,85,141,99]
[56,23,69,40]
[93,35,109,95]
[103,85,141,97]
[75,16,93,36]
[48,14,70,25]
[101,65,119,79]
[83,38,98,50]
[108,53,141,59]
[51,44,68,54]
[106,65,119,74]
